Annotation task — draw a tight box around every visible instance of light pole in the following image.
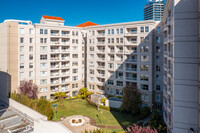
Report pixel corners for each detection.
[101,110,103,124]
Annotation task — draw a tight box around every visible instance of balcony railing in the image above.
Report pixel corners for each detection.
[51,81,60,84]
[97,42,105,44]
[126,77,137,80]
[50,42,60,44]
[51,65,59,69]
[97,66,105,69]
[51,33,59,36]
[51,49,60,52]
[51,57,60,60]
[126,59,137,62]
[126,68,137,71]
[50,73,59,76]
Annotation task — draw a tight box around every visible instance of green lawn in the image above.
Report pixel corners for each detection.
[51,99,139,128]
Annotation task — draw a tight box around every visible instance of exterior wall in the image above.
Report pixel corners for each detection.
[105,99,122,108]
[85,21,162,110]
[162,0,199,132]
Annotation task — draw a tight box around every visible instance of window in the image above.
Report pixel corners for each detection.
[72,76,78,81]
[89,47,94,51]
[20,63,24,69]
[72,83,78,89]
[72,46,78,51]
[40,79,47,85]
[29,46,33,52]
[112,29,114,34]
[72,54,78,58]
[141,56,148,62]
[141,65,148,71]
[20,37,24,43]
[108,63,114,69]
[20,72,24,78]
[29,54,33,60]
[157,27,160,33]
[40,29,43,34]
[40,63,47,68]
[117,29,119,34]
[108,38,110,43]
[140,46,149,52]
[40,55,47,60]
[44,29,48,34]
[29,71,33,77]
[20,46,24,52]
[40,71,47,77]
[140,74,149,81]
[30,38,33,43]
[140,37,144,43]
[108,80,114,85]
[40,38,43,43]
[20,28,24,34]
[112,38,114,43]
[116,38,119,43]
[117,81,123,86]
[156,46,161,52]
[72,69,78,73]
[156,37,161,43]
[29,63,33,68]
[29,29,34,34]
[120,28,123,34]
[89,54,94,59]
[140,27,144,32]
[156,94,161,102]
[89,62,94,67]
[40,88,43,92]
[89,77,94,82]
[120,38,123,43]
[20,55,24,61]
[141,84,148,91]
[89,85,94,90]
[145,26,149,32]
[156,85,161,91]
[156,65,161,71]
[108,29,110,34]
[72,61,78,66]
[44,38,47,43]
[90,69,94,74]
[40,46,47,52]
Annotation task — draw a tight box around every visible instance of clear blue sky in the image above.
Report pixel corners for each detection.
[0,0,149,26]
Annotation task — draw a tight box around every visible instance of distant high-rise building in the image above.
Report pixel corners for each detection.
[144,0,165,21]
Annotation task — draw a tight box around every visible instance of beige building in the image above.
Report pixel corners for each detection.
[162,0,200,132]
[0,16,163,110]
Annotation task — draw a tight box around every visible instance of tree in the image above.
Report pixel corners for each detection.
[54,92,66,106]
[18,80,38,99]
[121,86,142,115]
[127,124,158,133]
[77,87,90,99]
[148,110,167,133]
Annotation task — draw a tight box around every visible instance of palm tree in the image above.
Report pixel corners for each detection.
[54,92,66,106]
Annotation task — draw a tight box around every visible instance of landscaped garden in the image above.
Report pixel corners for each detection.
[51,98,139,132]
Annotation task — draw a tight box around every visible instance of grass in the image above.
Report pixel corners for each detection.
[51,99,139,129]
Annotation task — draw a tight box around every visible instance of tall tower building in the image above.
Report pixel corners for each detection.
[144,0,165,21]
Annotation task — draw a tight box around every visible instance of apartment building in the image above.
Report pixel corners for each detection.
[144,0,165,21]
[0,15,163,110]
[0,16,84,99]
[162,0,200,132]
[85,21,163,110]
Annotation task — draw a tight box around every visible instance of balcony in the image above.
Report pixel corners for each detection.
[51,80,60,84]
[50,73,59,76]
[62,57,70,60]
[116,76,123,80]
[117,50,123,53]
[51,57,60,60]
[51,65,60,69]
[126,59,137,62]
[97,42,105,45]
[109,50,115,53]
[97,74,105,77]
[97,66,105,69]
[51,49,60,53]
[126,68,137,71]
[126,41,137,45]
[126,77,137,80]
[125,31,137,36]
[61,49,70,52]
[61,65,70,68]
[51,33,59,36]
[50,41,60,45]
[61,80,70,83]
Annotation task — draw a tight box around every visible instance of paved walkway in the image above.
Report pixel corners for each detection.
[61,115,124,133]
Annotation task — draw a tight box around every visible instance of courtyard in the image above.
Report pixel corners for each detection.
[51,99,140,132]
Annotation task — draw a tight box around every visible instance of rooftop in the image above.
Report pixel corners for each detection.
[76,21,98,27]
[42,15,64,21]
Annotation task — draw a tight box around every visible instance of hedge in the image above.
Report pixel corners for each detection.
[11,92,53,120]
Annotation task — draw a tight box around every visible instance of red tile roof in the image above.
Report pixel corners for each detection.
[76,21,98,27]
[42,15,64,21]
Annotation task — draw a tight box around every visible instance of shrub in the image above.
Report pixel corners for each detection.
[127,124,158,133]
[78,87,90,99]
[11,92,53,120]
[100,98,106,105]
[139,107,151,120]
[99,105,110,111]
